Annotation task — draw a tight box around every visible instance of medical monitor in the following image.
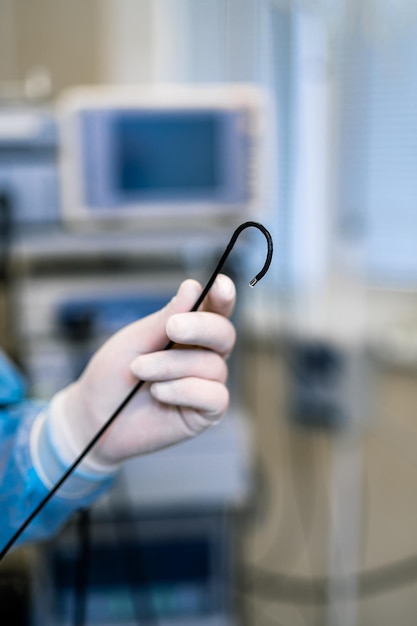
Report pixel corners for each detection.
[58,85,265,230]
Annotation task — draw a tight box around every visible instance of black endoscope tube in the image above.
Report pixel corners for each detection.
[0,221,273,561]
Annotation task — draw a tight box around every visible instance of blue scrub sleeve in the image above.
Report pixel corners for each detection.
[0,401,115,552]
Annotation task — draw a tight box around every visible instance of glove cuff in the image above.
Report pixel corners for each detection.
[48,388,121,474]
[30,390,120,499]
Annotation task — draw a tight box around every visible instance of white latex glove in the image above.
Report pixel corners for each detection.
[46,274,236,473]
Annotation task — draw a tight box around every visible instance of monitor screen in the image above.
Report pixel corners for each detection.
[115,112,219,194]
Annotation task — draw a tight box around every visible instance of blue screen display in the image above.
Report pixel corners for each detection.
[114,113,220,194]
[80,107,247,209]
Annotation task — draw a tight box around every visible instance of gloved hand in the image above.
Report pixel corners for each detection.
[45,274,236,474]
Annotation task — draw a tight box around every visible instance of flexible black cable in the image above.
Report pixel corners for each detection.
[0,220,273,561]
[0,191,12,285]
[74,509,90,626]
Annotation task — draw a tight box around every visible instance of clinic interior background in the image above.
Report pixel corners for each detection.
[2,1,417,625]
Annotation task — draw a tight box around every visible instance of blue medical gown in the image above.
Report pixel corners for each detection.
[0,353,113,551]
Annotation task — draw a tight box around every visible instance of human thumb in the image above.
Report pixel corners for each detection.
[129,279,203,354]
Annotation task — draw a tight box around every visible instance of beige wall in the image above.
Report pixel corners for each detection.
[0,0,175,96]
[0,0,103,94]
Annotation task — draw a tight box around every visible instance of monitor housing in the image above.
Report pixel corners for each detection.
[58,84,266,231]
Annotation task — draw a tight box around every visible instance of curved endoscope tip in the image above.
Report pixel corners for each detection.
[188,220,273,312]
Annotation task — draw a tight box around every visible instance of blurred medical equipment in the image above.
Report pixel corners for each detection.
[286,339,348,430]
[0,108,59,226]
[18,271,251,625]
[38,410,251,626]
[0,84,267,625]
[58,84,265,231]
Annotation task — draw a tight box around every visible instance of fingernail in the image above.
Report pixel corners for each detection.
[166,314,190,341]
[215,274,234,299]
